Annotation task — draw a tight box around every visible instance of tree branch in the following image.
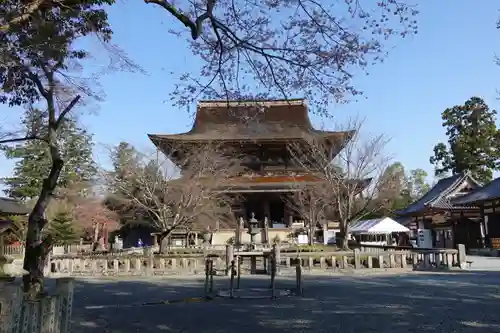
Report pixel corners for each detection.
[0,0,49,32]
[55,95,81,128]
[0,135,44,144]
[144,0,210,39]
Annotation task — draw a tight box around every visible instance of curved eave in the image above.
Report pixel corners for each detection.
[148,130,354,155]
[452,177,500,206]
[0,198,30,215]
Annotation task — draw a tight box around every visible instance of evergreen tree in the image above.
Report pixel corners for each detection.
[1,108,97,201]
[104,142,143,225]
[430,97,500,183]
[405,169,430,199]
[49,211,79,246]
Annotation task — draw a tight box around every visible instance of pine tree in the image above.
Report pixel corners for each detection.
[104,142,142,225]
[1,108,97,201]
[49,211,79,246]
[430,97,500,184]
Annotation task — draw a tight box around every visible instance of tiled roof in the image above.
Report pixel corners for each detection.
[149,99,353,143]
[0,197,30,215]
[395,172,481,216]
[452,177,500,205]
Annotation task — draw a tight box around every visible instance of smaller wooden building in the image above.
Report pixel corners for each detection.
[395,172,481,249]
[0,197,30,243]
[452,177,500,249]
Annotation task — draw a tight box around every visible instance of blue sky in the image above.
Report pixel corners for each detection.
[2,1,500,184]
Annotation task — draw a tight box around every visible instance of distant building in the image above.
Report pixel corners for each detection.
[395,172,481,249]
[0,197,30,216]
[452,177,500,249]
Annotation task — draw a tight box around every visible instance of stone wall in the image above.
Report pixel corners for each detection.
[45,246,461,278]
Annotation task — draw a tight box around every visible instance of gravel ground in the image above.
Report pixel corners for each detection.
[68,263,500,333]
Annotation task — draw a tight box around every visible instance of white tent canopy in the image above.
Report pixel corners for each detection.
[349,217,410,234]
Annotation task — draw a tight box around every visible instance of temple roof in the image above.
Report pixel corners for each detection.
[149,99,354,145]
[0,197,30,215]
[452,177,500,206]
[394,172,481,217]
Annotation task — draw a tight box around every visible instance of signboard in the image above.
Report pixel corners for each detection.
[324,230,336,245]
[297,234,308,244]
[417,229,433,248]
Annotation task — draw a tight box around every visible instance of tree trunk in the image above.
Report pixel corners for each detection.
[341,236,349,250]
[22,158,63,298]
[308,223,314,246]
[158,232,171,254]
[337,222,350,250]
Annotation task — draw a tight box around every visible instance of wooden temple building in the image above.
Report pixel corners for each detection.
[395,172,482,249]
[452,177,500,249]
[148,99,355,233]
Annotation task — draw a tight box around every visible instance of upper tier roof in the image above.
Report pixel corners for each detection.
[149,99,354,145]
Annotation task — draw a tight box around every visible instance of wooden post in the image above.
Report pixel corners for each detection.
[229,260,235,299]
[204,259,210,296]
[270,246,276,299]
[263,217,270,244]
[209,260,214,293]
[237,256,242,289]
[295,264,302,296]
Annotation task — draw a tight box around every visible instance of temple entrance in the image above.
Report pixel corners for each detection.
[243,193,287,227]
[245,195,266,222]
[269,199,285,225]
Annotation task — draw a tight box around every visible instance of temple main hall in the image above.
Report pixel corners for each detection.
[148,99,352,228]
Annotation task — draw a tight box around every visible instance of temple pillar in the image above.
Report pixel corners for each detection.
[236,217,244,245]
[263,217,270,244]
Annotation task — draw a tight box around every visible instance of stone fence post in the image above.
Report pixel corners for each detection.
[225,245,234,276]
[457,244,466,269]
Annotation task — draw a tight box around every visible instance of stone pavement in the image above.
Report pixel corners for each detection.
[66,268,500,333]
[466,255,500,271]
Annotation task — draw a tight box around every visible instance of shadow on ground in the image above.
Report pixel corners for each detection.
[64,270,500,333]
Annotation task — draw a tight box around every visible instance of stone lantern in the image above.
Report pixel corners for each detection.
[201,227,212,247]
[247,212,261,247]
[0,220,27,281]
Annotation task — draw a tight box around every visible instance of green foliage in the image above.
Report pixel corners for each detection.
[369,162,431,218]
[49,210,79,246]
[104,142,145,225]
[405,169,430,199]
[1,108,97,200]
[430,97,500,183]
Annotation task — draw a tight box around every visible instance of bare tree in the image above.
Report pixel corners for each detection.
[107,144,241,253]
[0,0,141,296]
[288,118,393,249]
[146,0,418,114]
[283,184,329,246]
[3,1,418,114]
